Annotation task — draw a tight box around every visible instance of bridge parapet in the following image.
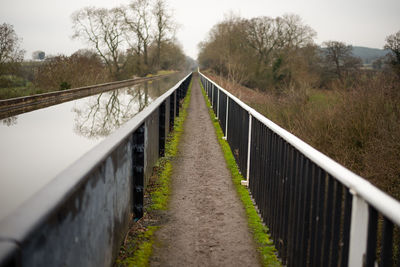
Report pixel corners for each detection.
[0,73,192,267]
[200,71,400,267]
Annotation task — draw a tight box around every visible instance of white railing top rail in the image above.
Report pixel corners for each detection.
[199,71,400,225]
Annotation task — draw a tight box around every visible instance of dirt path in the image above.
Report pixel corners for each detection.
[150,74,261,267]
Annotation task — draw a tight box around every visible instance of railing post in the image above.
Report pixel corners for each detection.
[175,90,179,117]
[241,113,252,186]
[348,193,369,267]
[223,96,229,140]
[132,123,145,219]
[159,101,166,157]
[169,94,175,131]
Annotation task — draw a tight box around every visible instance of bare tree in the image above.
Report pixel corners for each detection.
[71,7,126,79]
[0,23,24,75]
[384,30,400,76]
[128,0,151,68]
[322,41,361,81]
[278,14,316,49]
[245,16,277,75]
[152,0,174,69]
[242,14,315,88]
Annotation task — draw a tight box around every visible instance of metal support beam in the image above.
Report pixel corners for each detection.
[159,101,166,157]
[241,114,252,187]
[132,123,145,219]
[348,193,369,267]
[169,94,175,131]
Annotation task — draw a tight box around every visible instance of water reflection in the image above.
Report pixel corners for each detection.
[0,73,186,222]
[72,79,172,139]
[72,88,144,139]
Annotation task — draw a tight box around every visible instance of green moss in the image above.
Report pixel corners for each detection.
[199,79,281,267]
[116,78,193,266]
[116,226,159,267]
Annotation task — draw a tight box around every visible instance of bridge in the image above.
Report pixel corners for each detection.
[0,71,399,267]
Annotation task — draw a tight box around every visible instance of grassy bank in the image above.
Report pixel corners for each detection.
[114,78,192,267]
[199,79,281,267]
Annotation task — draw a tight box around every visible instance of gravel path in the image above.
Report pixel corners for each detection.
[150,74,261,267]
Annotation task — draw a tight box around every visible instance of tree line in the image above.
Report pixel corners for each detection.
[71,0,186,79]
[198,14,400,91]
[0,0,193,98]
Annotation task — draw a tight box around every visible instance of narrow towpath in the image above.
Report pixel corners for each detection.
[150,74,261,267]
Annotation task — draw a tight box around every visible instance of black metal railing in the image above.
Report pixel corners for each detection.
[199,71,400,267]
[0,73,192,267]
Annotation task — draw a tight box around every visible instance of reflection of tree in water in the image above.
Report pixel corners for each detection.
[73,83,152,139]
[2,116,17,126]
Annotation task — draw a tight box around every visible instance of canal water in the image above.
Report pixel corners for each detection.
[0,73,186,222]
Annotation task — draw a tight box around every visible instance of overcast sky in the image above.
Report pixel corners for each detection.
[1,0,399,60]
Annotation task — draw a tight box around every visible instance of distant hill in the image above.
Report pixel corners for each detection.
[351,46,390,64]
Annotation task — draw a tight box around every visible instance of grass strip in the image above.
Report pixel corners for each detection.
[199,78,281,267]
[148,80,192,211]
[115,78,192,267]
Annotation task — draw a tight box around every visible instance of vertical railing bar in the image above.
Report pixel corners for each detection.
[272,137,283,241]
[281,144,292,264]
[261,124,268,221]
[312,168,325,266]
[322,175,335,266]
[381,217,394,267]
[267,132,276,226]
[316,170,327,267]
[340,189,353,267]
[216,88,220,119]
[255,121,261,205]
[330,180,344,267]
[287,150,300,265]
[211,83,214,108]
[263,128,271,223]
[270,135,279,240]
[277,140,288,255]
[299,158,312,267]
[308,164,317,266]
[224,96,229,140]
[365,206,378,267]
[241,108,249,175]
[293,154,305,263]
